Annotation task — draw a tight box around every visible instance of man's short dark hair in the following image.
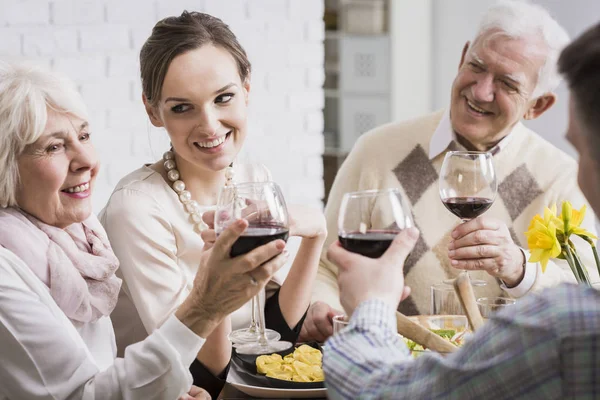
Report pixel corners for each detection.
[558,22,600,155]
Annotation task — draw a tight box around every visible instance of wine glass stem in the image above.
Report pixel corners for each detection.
[460,219,472,278]
[248,296,257,333]
[256,291,269,346]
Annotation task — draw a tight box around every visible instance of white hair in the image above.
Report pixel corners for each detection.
[0,62,88,208]
[473,0,570,98]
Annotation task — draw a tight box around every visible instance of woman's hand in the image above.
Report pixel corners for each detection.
[201,205,327,247]
[200,228,216,251]
[288,204,327,240]
[179,385,211,400]
[176,219,290,338]
[200,211,217,251]
[298,301,343,342]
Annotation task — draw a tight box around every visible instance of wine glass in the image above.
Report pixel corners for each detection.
[439,151,497,286]
[215,181,293,355]
[338,188,414,258]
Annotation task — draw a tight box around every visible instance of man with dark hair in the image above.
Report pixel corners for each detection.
[323,21,600,400]
[559,23,600,215]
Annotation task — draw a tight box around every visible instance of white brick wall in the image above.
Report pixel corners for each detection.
[0,0,325,212]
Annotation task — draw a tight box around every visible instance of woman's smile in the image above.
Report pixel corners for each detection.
[193,131,232,154]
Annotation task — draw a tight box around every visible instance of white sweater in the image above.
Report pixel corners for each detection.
[0,247,204,400]
[313,110,598,314]
[100,164,285,355]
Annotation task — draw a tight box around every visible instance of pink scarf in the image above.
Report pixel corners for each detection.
[0,207,121,325]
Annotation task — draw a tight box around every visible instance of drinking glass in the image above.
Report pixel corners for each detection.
[430,282,464,316]
[439,151,497,286]
[215,181,292,354]
[338,188,413,258]
[332,315,349,334]
[476,297,516,319]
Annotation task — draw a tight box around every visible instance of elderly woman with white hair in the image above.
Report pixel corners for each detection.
[0,62,289,399]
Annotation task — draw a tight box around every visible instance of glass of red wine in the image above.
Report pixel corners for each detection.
[338,188,414,258]
[439,151,497,286]
[215,181,292,355]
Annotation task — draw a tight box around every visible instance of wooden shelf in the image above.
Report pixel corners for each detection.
[324,89,340,98]
[324,61,340,74]
[325,30,342,40]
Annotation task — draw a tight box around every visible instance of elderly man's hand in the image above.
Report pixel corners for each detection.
[297,301,342,342]
[448,217,525,287]
[327,228,419,316]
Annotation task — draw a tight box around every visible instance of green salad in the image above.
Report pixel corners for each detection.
[403,329,464,355]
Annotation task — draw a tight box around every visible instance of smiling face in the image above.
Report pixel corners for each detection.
[145,44,250,174]
[566,96,600,215]
[15,110,98,228]
[449,30,554,150]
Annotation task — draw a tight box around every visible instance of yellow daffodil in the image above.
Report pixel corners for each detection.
[526,201,600,284]
[562,201,572,233]
[560,202,597,241]
[525,218,562,272]
[527,214,544,231]
[528,204,560,230]
[550,201,597,240]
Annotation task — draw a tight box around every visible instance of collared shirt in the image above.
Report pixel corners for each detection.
[428,110,536,297]
[324,284,600,400]
[428,110,516,159]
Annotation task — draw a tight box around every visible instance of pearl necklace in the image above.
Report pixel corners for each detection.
[163,149,234,233]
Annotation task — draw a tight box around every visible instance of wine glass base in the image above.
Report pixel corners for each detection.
[235,340,293,355]
[229,328,281,345]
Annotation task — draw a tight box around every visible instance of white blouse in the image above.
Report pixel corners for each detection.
[100,164,285,355]
[0,246,204,400]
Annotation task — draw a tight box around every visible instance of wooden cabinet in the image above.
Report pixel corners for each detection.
[322,0,389,205]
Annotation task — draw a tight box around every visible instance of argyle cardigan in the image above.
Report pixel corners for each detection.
[313,110,598,315]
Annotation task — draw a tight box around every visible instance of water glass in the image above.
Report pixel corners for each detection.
[430,282,464,315]
[332,315,349,334]
[476,297,516,319]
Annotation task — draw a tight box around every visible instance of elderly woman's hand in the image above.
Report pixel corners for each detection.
[176,219,289,338]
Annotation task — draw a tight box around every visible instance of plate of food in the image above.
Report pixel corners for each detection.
[228,343,327,398]
[403,315,469,357]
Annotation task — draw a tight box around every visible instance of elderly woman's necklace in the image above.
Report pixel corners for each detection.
[162,149,234,233]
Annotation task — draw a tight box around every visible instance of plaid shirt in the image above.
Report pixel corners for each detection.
[323,284,600,399]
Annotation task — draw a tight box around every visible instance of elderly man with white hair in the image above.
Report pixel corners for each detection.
[307,0,597,333]
[324,19,600,399]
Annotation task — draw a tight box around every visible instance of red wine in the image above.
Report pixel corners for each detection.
[339,230,398,258]
[230,226,289,257]
[442,197,493,220]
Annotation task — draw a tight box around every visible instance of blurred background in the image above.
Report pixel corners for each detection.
[1,0,599,213]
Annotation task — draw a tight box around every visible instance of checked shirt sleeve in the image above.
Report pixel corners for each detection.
[323,293,565,400]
